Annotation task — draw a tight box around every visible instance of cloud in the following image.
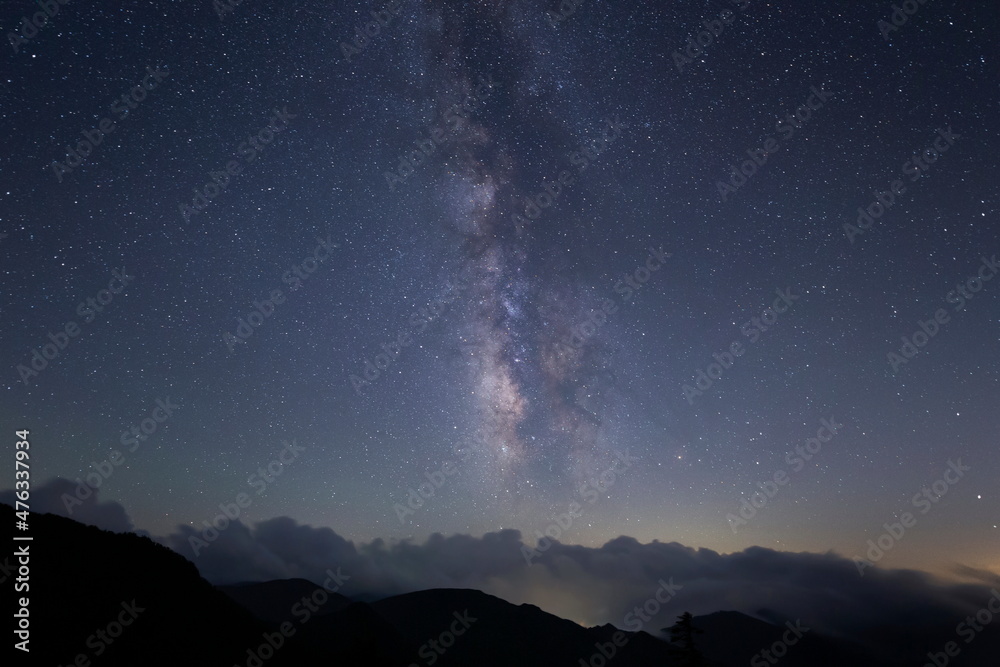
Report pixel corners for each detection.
[156,511,997,642]
[6,479,997,652]
[160,515,527,599]
[0,477,134,533]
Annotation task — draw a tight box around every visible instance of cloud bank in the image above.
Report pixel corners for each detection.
[8,477,999,647]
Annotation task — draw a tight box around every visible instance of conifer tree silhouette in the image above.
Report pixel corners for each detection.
[663,611,705,666]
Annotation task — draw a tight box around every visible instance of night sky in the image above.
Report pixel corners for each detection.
[3,0,998,595]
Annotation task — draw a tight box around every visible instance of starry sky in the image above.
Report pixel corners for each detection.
[3,0,998,579]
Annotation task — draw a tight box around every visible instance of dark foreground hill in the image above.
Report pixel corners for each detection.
[2,505,337,667]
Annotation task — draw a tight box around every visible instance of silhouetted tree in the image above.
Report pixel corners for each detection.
[664,612,705,666]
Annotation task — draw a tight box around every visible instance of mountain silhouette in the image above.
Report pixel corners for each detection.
[2,504,333,667]
[6,504,1000,666]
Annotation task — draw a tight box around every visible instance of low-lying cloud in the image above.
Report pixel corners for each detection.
[7,477,999,650]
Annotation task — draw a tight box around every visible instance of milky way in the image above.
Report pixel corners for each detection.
[5,0,996,572]
[414,0,630,496]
